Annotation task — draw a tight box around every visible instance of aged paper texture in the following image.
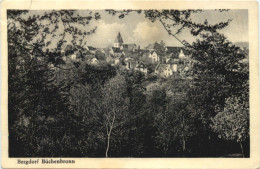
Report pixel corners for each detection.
[1,0,259,168]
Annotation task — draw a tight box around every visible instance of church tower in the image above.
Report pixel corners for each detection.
[114,32,124,48]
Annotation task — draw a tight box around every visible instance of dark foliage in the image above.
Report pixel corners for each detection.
[8,10,249,157]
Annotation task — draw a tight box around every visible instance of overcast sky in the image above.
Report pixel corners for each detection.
[16,10,248,49]
[85,10,248,48]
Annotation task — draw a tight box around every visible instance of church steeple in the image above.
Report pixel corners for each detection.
[114,32,124,48]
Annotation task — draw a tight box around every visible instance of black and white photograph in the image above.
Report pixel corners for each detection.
[6,7,251,159]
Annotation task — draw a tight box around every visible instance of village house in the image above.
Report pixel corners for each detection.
[146,42,164,63]
[125,59,148,75]
[61,44,93,61]
[125,59,137,70]
[134,61,148,74]
[155,63,177,77]
[148,51,160,63]
[166,58,178,72]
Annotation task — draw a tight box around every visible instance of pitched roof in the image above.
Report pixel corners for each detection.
[114,32,124,43]
[155,63,172,73]
[135,61,147,69]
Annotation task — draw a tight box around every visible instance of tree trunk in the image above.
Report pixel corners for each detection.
[105,111,115,157]
[182,137,186,156]
[240,141,244,157]
[181,111,186,157]
[105,133,110,157]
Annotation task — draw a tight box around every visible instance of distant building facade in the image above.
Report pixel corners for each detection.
[148,51,160,63]
[114,32,124,48]
[155,63,176,77]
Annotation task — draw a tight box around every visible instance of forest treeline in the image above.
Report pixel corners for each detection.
[8,10,249,157]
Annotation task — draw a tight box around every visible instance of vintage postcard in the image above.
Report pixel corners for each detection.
[1,0,259,168]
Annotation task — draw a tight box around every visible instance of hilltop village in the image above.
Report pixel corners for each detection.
[9,10,250,158]
[61,32,191,78]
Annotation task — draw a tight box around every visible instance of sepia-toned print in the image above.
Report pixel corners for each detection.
[7,9,249,159]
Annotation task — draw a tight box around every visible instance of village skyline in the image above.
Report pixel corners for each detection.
[85,9,248,48]
[85,31,249,50]
[21,10,249,49]
[7,9,250,159]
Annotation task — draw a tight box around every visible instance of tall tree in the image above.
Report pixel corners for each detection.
[211,94,249,157]
[183,32,249,156]
[8,10,100,157]
[187,32,248,125]
[101,74,130,157]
